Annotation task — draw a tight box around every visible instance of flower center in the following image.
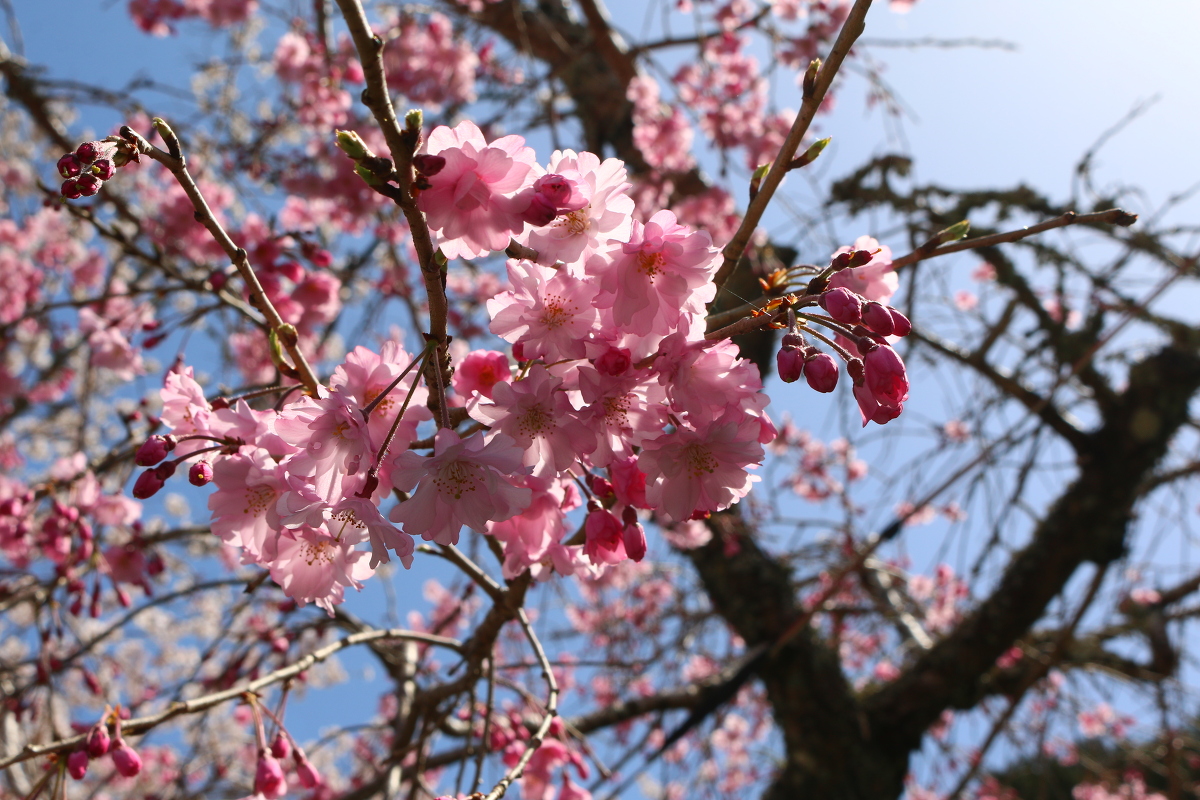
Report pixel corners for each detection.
[517,404,553,438]
[555,207,590,236]
[243,484,276,517]
[300,538,333,566]
[636,250,666,280]
[685,443,717,478]
[433,460,483,500]
[539,295,573,330]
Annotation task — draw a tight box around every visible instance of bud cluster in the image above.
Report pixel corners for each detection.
[57,137,138,200]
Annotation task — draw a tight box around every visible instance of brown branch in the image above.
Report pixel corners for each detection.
[333,0,444,345]
[891,208,1138,271]
[0,628,462,770]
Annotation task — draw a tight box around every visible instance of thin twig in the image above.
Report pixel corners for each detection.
[120,122,322,395]
[0,628,461,770]
[891,208,1138,271]
[713,0,875,290]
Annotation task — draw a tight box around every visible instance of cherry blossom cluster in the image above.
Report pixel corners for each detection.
[110,115,921,615]
[57,138,139,200]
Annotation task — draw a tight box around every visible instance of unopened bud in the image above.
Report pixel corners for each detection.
[67,750,89,780]
[776,347,805,383]
[889,308,912,337]
[270,732,291,760]
[135,435,175,466]
[404,108,424,131]
[520,193,558,227]
[75,141,102,164]
[293,749,323,789]
[804,352,839,393]
[86,724,110,758]
[847,249,875,269]
[802,58,822,99]
[61,179,83,200]
[132,469,165,499]
[92,159,116,181]
[819,287,863,325]
[533,173,572,206]
[188,461,213,487]
[57,154,83,178]
[254,752,287,798]
[76,174,102,197]
[110,737,142,778]
[861,302,895,336]
[334,129,370,160]
[412,153,445,177]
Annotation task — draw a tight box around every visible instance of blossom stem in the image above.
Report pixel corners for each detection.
[372,342,435,472]
[361,340,436,421]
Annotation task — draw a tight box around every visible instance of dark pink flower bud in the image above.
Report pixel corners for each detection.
[622,520,647,562]
[594,347,632,376]
[67,750,89,780]
[58,154,83,178]
[135,435,175,466]
[863,344,909,409]
[254,752,287,799]
[533,173,573,207]
[309,248,333,268]
[293,749,323,789]
[209,270,228,290]
[889,308,912,337]
[188,461,213,487]
[132,469,166,499]
[847,248,874,268]
[587,474,614,499]
[520,192,558,227]
[110,737,142,777]
[862,302,895,336]
[412,153,446,176]
[776,347,804,383]
[270,732,290,760]
[92,159,116,181]
[819,287,863,325]
[75,141,102,164]
[830,251,852,271]
[61,178,83,199]
[76,174,102,197]
[804,352,839,393]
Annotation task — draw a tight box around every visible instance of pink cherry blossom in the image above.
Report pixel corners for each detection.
[268,526,374,615]
[587,210,719,338]
[388,429,532,545]
[487,260,600,362]
[416,121,538,260]
[828,236,898,304]
[453,350,512,400]
[519,150,634,268]
[469,365,596,477]
[639,411,764,523]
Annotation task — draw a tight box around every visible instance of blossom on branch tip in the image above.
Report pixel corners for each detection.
[416,120,537,260]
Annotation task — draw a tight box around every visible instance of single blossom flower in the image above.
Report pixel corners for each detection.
[389,429,532,546]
